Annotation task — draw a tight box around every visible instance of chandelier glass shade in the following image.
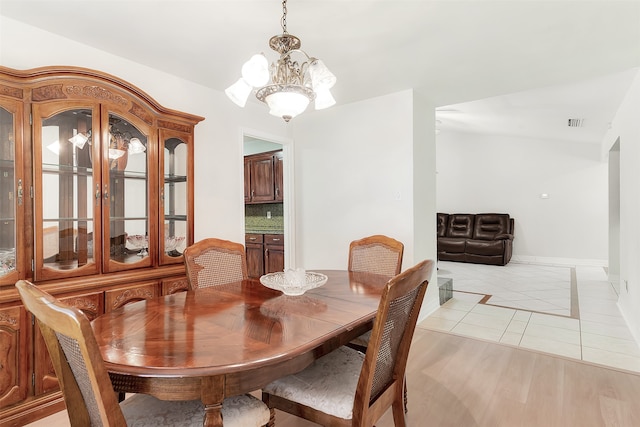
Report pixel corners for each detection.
[225,0,336,122]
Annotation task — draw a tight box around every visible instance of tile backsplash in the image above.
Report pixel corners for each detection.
[245,203,284,233]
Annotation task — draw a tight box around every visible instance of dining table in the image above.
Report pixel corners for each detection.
[91,269,391,427]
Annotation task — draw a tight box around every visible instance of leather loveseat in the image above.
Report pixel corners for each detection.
[437,213,514,266]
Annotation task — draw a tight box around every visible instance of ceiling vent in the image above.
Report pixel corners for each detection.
[568,118,584,128]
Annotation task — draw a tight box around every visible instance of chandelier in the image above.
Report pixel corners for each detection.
[225,0,336,122]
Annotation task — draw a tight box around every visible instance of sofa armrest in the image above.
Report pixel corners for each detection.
[495,233,514,240]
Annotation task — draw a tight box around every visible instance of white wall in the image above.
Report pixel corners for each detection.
[436,131,608,265]
[0,16,289,246]
[291,90,439,315]
[291,91,416,269]
[602,70,640,341]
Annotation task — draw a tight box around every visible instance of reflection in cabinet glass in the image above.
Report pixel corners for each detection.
[40,108,96,273]
[106,113,149,267]
[0,107,16,278]
[164,138,186,256]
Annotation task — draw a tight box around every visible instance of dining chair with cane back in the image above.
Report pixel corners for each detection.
[347,235,407,412]
[261,259,434,427]
[348,234,404,278]
[183,237,249,290]
[15,280,273,427]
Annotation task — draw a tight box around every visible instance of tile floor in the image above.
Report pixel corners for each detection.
[420,261,640,373]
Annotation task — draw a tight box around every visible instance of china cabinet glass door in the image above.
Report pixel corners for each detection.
[0,100,23,285]
[33,104,100,280]
[159,130,192,265]
[102,110,153,272]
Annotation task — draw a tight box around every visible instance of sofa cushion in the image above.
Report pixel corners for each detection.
[473,214,511,240]
[437,213,449,237]
[446,214,475,239]
[465,239,505,256]
[438,237,466,253]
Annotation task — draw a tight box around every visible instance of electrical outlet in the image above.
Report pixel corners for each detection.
[267,211,271,219]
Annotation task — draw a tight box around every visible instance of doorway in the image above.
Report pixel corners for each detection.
[242,132,295,272]
[609,138,621,293]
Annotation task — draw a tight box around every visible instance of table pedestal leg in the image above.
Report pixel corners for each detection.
[203,403,223,427]
[202,376,225,427]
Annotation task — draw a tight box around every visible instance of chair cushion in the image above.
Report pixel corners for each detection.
[263,346,364,420]
[438,237,466,253]
[466,239,505,256]
[120,393,270,427]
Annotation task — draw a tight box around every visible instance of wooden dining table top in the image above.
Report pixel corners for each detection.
[91,269,391,427]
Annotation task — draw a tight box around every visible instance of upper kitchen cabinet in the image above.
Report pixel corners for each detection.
[0,65,204,283]
[244,149,283,204]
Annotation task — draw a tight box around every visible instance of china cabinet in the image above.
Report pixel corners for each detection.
[0,66,203,426]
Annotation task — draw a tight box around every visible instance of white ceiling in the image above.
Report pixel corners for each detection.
[1,0,639,142]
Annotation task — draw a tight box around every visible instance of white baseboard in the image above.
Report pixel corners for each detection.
[511,255,607,267]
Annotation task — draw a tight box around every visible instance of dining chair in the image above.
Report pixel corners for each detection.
[348,234,404,367]
[183,237,249,290]
[15,280,274,427]
[347,235,407,412]
[262,259,434,427]
[348,234,404,277]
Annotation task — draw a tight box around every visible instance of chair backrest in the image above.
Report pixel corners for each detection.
[183,237,249,290]
[348,235,404,276]
[353,259,434,425]
[15,280,128,427]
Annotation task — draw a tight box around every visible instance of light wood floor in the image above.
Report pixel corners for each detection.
[27,326,640,427]
[275,326,640,427]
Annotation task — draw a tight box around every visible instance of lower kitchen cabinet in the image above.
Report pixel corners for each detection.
[245,233,284,278]
[264,234,284,274]
[246,234,265,278]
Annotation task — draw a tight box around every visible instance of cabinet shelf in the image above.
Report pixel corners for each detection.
[109,216,149,221]
[165,174,187,183]
[43,217,92,222]
[42,163,94,175]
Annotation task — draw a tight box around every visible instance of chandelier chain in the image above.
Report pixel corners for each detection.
[281,0,288,34]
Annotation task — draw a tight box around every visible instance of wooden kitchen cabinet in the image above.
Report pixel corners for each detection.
[245,233,264,278]
[245,233,284,278]
[244,150,282,204]
[274,150,284,202]
[264,234,284,274]
[0,65,203,425]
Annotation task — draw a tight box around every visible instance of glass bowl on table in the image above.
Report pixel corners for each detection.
[259,268,328,296]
